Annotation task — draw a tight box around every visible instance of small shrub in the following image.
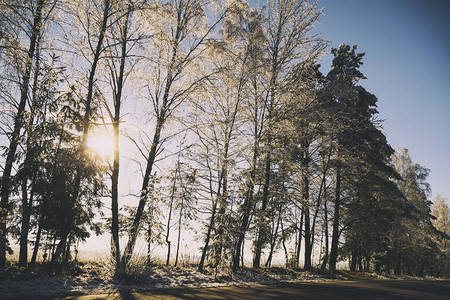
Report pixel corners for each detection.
[99,254,153,285]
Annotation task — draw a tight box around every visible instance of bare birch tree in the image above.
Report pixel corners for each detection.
[121,0,230,267]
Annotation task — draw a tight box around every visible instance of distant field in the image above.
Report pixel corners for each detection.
[6,247,109,263]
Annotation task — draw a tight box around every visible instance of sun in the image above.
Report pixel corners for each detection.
[86,133,114,159]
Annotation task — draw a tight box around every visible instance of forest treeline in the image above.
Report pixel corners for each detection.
[0,0,449,280]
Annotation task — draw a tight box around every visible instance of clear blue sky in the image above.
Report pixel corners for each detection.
[316,0,450,203]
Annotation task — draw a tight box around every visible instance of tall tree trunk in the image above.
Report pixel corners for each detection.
[30,224,42,266]
[165,166,177,266]
[214,174,228,269]
[19,177,36,267]
[329,164,341,271]
[232,64,264,270]
[147,205,152,265]
[302,139,312,270]
[350,248,357,271]
[213,134,233,269]
[253,150,271,268]
[19,180,30,267]
[165,152,182,266]
[241,237,245,269]
[50,234,56,260]
[296,208,304,268]
[111,115,121,268]
[0,0,45,269]
[63,236,71,263]
[303,185,312,269]
[320,194,329,270]
[174,199,183,267]
[198,131,231,271]
[110,6,131,275]
[252,5,285,267]
[310,146,332,268]
[280,218,289,267]
[51,232,69,264]
[198,200,218,271]
[122,2,186,265]
[121,115,165,267]
[19,31,43,267]
[232,191,253,270]
[265,205,281,268]
[200,157,225,272]
[232,138,258,271]
[47,122,70,266]
[358,254,363,272]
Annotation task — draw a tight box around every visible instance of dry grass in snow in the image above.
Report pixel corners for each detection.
[0,261,343,298]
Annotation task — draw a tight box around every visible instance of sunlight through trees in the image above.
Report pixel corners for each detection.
[0,0,448,280]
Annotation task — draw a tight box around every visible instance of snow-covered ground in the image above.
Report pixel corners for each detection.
[0,263,342,298]
[1,260,444,298]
